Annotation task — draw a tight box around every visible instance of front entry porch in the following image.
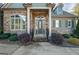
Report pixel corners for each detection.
[27,8,52,41]
[34,16,46,37]
[33,16,47,41]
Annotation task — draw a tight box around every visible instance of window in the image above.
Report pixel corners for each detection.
[52,20,61,28]
[10,15,26,31]
[68,20,72,28]
[56,20,59,28]
[65,20,72,28]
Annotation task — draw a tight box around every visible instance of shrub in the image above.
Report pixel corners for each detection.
[0,29,2,34]
[68,37,79,45]
[0,27,3,34]
[4,33,11,36]
[18,33,31,45]
[0,33,11,39]
[46,28,49,39]
[70,34,79,38]
[62,34,71,38]
[49,33,64,45]
[8,35,18,41]
[74,20,79,36]
[11,33,17,36]
[30,30,34,40]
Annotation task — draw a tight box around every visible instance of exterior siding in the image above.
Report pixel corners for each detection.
[3,9,26,33]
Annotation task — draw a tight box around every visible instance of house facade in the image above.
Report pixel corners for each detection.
[0,3,78,39]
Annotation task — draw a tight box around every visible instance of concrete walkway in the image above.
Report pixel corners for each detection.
[0,44,20,55]
[0,42,79,55]
[12,42,79,55]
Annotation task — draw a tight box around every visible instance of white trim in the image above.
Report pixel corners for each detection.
[1,3,7,8]
[49,8,52,36]
[67,20,72,28]
[5,3,11,8]
[34,16,46,36]
[53,4,58,10]
[27,7,30,34]
[10,15,26,31]
[56,20,59,28]
[76,20,78,25]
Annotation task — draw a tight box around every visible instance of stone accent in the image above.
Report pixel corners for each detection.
[3,9,26,33]
[51,17,75,34]
[52,28,73,34]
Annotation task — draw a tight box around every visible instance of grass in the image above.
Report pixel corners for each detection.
[68,37,79,45]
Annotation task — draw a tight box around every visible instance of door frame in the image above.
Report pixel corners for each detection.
[34,16,46,37]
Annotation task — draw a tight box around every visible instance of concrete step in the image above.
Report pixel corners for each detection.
[33,37,48,42]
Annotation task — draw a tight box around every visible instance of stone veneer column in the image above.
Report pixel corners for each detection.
[49,8,52,36]
[27,7,30,34]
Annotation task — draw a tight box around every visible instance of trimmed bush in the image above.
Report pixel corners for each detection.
[0,27,3,34]
[11,33,17,36]
[68,37,79,45]
[8,35,18,41]
[4,33,11,36]
[49,33,64,45]
[0,33,11,39]
[70,34,79,38]
[30,29,34,40]
[74,20,79,36]
[18,33,31,45]
[62,34,71,38]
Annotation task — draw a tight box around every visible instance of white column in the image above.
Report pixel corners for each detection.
[27,8,30,34]
[49,8,52,36]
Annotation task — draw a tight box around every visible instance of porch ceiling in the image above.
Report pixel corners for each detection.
[30,9,48,12]
[31,9,48,20]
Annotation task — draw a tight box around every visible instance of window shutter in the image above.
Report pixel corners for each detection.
[53,20,55,27]
[72,20,74,28]
[59,20,61,27]
[65,20,68,27]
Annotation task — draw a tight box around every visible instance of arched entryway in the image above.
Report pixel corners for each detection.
[30,9,49,41]
[34,16,46,37]
[32,16,48,41]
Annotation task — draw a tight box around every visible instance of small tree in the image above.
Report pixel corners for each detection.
[74,19,79,36]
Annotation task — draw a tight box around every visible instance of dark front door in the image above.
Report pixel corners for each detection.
[34,16,46,37]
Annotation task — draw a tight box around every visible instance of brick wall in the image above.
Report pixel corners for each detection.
[3,9,26,33]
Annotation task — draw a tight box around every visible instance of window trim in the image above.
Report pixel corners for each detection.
[67,20,72,28]
[52,20,61,28]
[55,20,59,28]
[10,15,26,31]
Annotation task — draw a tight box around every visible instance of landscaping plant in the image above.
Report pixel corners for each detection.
[62,34,71,38]
[49,33,64,45]
[8,33,18,41]
[8,35,18,41]
[0,33,11,39]
[68,37,79,45]
[74,20,79,38]
[18,33,31,45]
